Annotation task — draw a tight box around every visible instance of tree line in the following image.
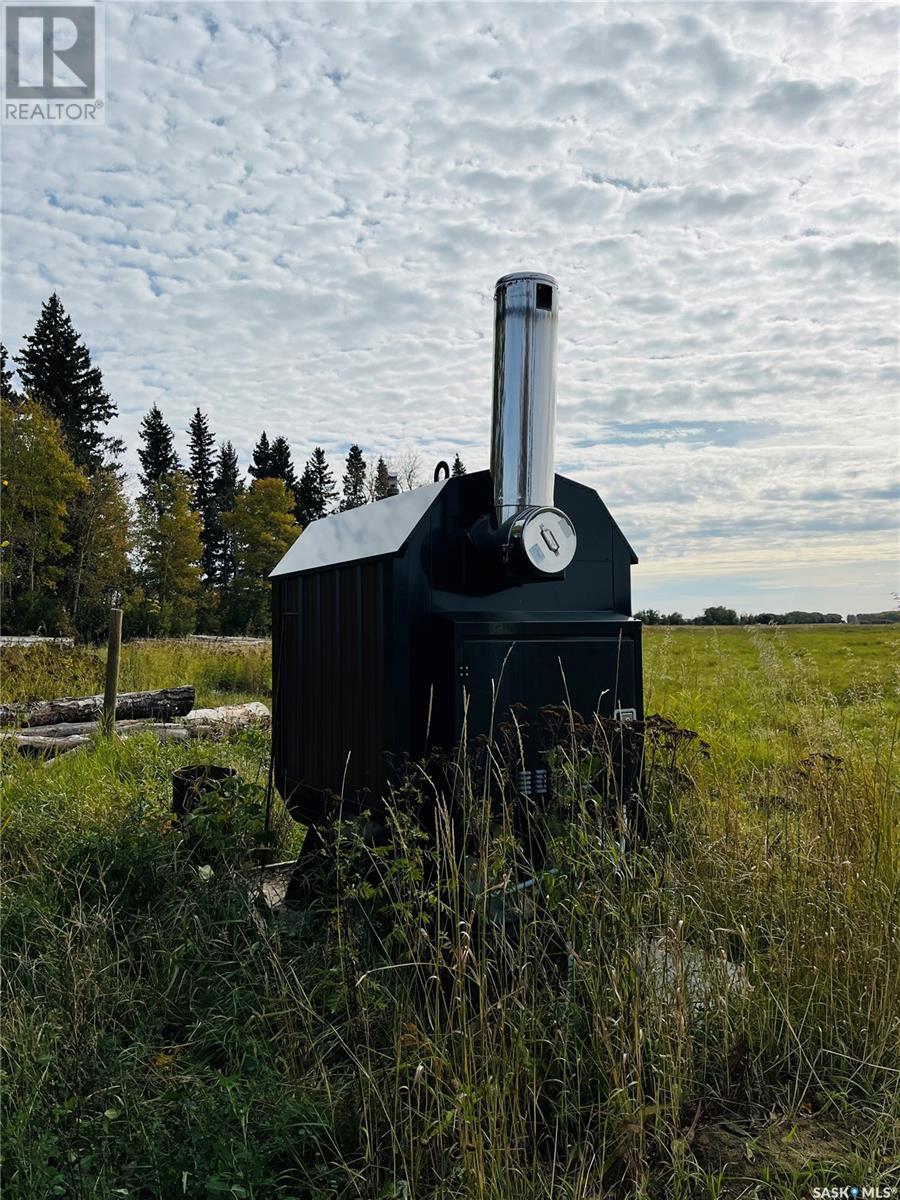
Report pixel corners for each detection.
[635,607,847,626]
[1,294,467,639]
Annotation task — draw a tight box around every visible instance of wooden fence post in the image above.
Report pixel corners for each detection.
[101,608,124,735]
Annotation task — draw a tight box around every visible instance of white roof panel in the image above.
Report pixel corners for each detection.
[270,478,447,577]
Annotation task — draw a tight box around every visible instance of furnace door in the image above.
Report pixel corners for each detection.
[457,634,639,749]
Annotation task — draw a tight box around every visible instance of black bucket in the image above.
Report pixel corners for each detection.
[172,765,238,820]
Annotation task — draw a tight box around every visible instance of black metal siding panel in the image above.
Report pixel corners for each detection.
[272,576,303,815]
[338,565,354,789]
[303,573,321,785]
[384,550,410,781]
[273,557,391,822]
[360,561,384,795]
[321,570,338,788]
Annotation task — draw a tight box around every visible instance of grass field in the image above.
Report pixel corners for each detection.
[1,627,897,1199]
[0,639,272,710]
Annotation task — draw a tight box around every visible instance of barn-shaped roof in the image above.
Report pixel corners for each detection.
[270,472,638,578]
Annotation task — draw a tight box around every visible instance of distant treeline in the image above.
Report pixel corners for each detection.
[635,607,864,627]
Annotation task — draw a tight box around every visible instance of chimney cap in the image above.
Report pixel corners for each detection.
[495,271,558,292]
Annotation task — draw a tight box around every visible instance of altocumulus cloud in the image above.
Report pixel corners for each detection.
[2,1,897,612]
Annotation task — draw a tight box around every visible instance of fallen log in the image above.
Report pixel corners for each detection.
[15,733,90,756]
[0,686,195,729]
[186,635,270,648]
[182,702,270,728]
[146,725,193,743]
[3,718,152,740]
[12,722,194,757]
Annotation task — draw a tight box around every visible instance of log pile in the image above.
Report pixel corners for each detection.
[0,635,75,648]
[1,687,270,757]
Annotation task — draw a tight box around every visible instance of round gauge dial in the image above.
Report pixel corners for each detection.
[518,507,577,574]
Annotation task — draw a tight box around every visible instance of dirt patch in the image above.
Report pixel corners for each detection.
[693,1113,874,1195]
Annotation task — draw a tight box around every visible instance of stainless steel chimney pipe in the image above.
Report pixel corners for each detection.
[490,271,559,524]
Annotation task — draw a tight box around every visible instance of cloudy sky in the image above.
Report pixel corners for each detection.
[2,1,898,615]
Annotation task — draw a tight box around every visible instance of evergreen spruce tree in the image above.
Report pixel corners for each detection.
[296,461,315,528]
[1,343,19,404]
[340,444,367,511]
[314,448,338,513]
[452,453,467,476]
[268,436,300,510]
[249,432,273,480]
[267,436,296,485]
[314,451,340,520]
[14,293,119,470]
[213,441,243,589]
[373,456,392,500]
[187,408,218,584]
[137,405,180,505]
[296,447,337,525]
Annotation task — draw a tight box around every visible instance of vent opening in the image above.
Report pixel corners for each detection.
[536,282,553,310]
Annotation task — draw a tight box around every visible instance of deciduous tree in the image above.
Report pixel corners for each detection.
[701,606,738,626]
[635,609,662,625]
[135,473,202,636]
[221,478,300,632]
[395,447,422,491]
[0,398,85,628]
[67,469,132,639]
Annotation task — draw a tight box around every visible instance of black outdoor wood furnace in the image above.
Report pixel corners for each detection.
[271,273,643,830]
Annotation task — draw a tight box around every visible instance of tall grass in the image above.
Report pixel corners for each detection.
[1,628,898,1198]
[0,639,272,708]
